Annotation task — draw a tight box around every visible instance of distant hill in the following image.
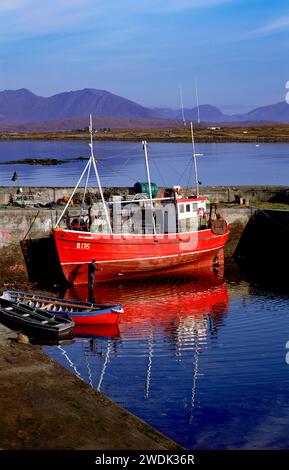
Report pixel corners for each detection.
[0,88,151,122]
[0,116,182,131]
[151,104,234,122]
[234,101,289,123]
[0,88,289,129]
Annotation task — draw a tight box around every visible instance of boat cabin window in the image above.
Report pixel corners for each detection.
[184,203,197,213]
[177,199,207,233]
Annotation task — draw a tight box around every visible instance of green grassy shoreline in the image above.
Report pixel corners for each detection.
[1,124,289,143]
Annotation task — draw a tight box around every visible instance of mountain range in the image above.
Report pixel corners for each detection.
[0,88,289,130]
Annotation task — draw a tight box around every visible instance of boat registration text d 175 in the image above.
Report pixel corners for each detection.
[76,242,91,250]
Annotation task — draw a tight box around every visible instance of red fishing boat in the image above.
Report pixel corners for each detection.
[49,118,229,285]
[53,218,229,285]
[21,117,229,286]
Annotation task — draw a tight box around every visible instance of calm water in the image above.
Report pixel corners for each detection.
[45,268,289,450]
[0,140,289,186]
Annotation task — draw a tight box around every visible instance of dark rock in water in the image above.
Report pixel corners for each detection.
[0,158,67,166]
[0,156,89,166]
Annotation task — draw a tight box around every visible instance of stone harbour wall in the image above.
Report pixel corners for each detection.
[0,208,57,248]
[0,185,288,206]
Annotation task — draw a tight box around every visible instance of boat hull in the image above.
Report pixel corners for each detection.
[53,228,230,284]
[70,310,122,325]
[2,291,123,325]
[0,300,74,339]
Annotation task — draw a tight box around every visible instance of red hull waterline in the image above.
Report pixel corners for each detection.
[53,227,230,285]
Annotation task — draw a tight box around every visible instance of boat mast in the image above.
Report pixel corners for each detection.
[179,82,186,126]
[55,115,113,233]
[55,157,93,228]
[89,114,113,234]
[195,79,201,125]
[142,140,156,235]
[190,121,200,197]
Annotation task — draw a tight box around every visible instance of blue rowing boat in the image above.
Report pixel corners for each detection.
[1,291,124,325]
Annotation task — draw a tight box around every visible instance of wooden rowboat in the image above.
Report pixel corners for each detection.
[1,291,124,325]
[0,298,74,339]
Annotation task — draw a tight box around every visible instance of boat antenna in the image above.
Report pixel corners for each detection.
[89,114,113,234]
[190,121,200,197]
[195,79,201,125]
[142,140,156,235]
[179,82,186,126]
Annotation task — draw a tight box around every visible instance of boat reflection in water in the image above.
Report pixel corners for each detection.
[46,264,229,428]
[65,263,228,335]
[73,324,120,339]
[59,262,227,379]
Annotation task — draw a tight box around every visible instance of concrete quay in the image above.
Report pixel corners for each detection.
[0,324,181,450]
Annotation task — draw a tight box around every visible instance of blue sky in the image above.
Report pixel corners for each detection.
[0,0,288,112]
